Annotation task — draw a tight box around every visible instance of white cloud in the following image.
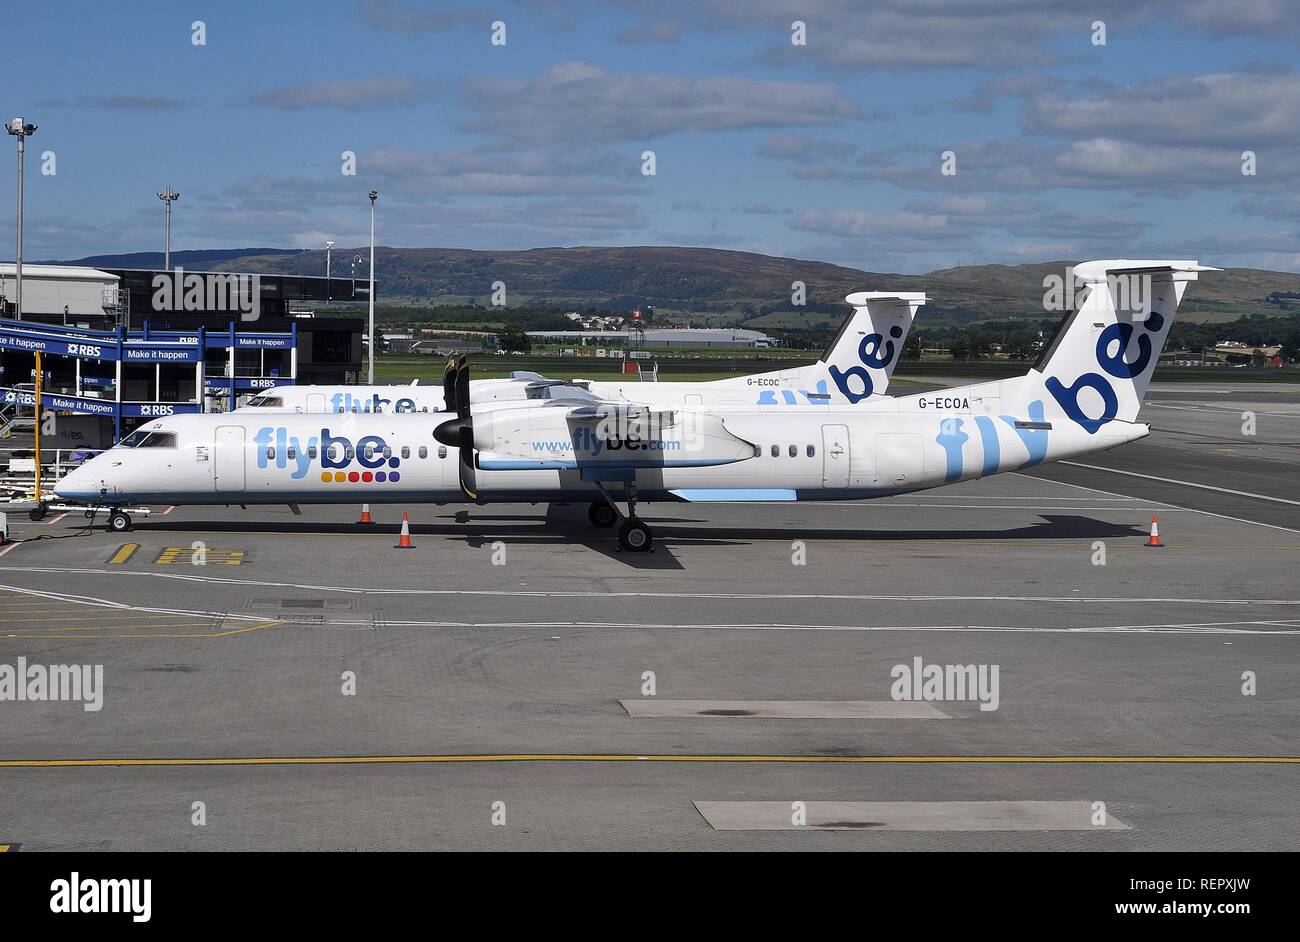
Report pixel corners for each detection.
[461,61,859,146]
[249,78,431,110]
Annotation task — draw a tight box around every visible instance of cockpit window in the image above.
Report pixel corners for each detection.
[115,430,151,448]
[115,430,176,449]
[246,394,283,407]
[138,432,177,448]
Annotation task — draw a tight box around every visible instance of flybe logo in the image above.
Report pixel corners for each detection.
[565,426,682,456]
[756,379,831,406]
[253,427,402,483]
[1046,310,1164,433]
[329,392,418,413]
[828,325,903,404]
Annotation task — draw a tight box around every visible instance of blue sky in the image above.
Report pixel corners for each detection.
[5,0,1300,273]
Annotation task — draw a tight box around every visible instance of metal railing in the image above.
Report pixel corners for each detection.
[0,448,106,499]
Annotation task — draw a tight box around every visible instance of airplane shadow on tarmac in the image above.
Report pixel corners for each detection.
[75,511,1151,571]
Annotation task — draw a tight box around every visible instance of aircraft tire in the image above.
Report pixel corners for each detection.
[617,520,653,553]
[588,500,618,528]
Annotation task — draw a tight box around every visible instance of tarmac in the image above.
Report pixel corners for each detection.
[0,383,1297,850]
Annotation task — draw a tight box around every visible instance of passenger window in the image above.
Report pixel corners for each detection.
[437,446,447,459]
[286,446,296,460]
[418,446,427,459]
[363,445,375,460]
[266,446,275,461]
[807,444,815,458]
[345,447,355,460]
[753,446,761,458]
[382,446,392,460]
[401,446,410,459]
[788,444,797,458]
[770,445,779,457]
[308,446,317,459]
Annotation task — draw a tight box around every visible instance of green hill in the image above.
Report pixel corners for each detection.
[193,245,1300,326]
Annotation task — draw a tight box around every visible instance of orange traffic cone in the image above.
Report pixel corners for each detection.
[357,504,375,525]
[1145,514,1164,548]
[394,512,415,549]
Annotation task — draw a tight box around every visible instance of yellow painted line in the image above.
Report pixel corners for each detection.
[1,613,223,621]
[0,607,91,613]
[3,624,215,633]
[0,754,1297,769]
[2,619,281,640]
[108,543,140,565]
[0,844,9,851]
[154,548,246,566]
[2,613,229,622]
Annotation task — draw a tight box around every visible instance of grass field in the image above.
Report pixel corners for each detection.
[373,351,1299,385]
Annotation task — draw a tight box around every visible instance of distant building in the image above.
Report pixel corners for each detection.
[382,332,415,354]
[412,328,496,355]
[0,263,120,321]
[526,327,776,349]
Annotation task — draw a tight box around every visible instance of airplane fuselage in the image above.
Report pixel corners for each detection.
[55,376,1146,507]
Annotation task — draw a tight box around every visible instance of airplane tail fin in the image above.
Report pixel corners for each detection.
[814,291,926,401]
[1017,260,1217,432]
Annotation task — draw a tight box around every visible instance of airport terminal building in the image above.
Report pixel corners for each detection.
[0,264,368,445]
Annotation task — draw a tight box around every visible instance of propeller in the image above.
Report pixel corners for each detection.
[434,355,477,498]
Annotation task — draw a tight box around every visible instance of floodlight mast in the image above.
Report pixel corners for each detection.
[7,117,37,320]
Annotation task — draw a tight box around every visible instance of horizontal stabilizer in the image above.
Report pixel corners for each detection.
[1071,259,1220,283]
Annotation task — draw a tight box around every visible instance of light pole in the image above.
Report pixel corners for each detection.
[157,186,180,271]
[368,190,377,384]
[7,117,37,320]
[325,240,333,280]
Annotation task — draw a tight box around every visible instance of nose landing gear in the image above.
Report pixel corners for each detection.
[617,518,653,553]
[107,509,133,533]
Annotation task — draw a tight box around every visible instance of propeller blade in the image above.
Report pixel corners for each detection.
[455,355,470,420]
[442,355,457,413]
[458,444,477,499]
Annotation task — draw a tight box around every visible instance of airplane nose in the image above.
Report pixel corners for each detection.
[52,466,83,498]
[53,462,100,501]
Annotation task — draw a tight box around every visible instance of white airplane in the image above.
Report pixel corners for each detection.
[236,291,926,413]
[53,260,1208,552]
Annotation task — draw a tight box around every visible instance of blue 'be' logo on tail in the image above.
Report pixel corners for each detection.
[828,325,903,404]
[1045,311,1164,434]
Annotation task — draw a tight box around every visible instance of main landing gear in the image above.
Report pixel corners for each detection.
[591,484,654,553]
[587,499,617,528]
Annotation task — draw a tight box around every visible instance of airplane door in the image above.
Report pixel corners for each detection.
[214,426,246,491]
[821,424,849,487]
[307,393,325,413]
[875,433,922,488]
